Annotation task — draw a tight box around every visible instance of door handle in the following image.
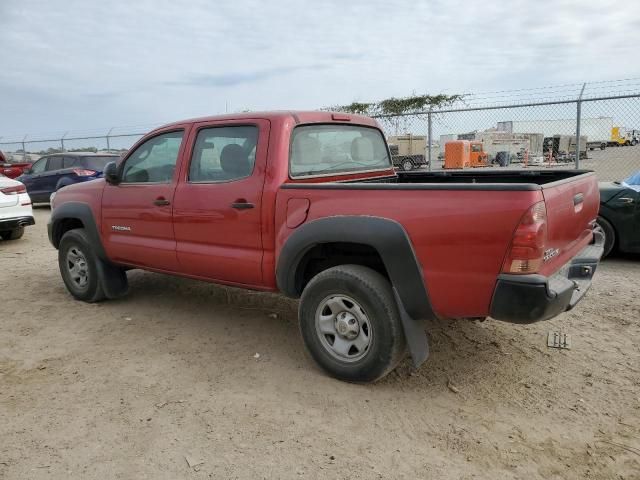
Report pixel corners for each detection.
[231,201,254,210]
[618,196,635,204]
[573,193,584,206]
[153,197,171,206]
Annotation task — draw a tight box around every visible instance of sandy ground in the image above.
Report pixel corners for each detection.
[1,208,639,480]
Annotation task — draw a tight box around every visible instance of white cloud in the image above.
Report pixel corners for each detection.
[0,0,639,135]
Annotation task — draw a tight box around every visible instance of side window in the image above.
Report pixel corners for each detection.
[47,156,64,171]
[189,126,258,182]
[30,158,48,173]
[121,131,184,183]
[63,156,78,168]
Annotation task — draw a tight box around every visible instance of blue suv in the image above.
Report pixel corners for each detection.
[18,153,119,203]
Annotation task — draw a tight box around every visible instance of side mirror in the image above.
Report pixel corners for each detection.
[104,161,120,185]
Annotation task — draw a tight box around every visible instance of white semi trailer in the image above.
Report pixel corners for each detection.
[498,117,613,151]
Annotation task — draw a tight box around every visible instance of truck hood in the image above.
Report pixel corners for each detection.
[51,177,106,211]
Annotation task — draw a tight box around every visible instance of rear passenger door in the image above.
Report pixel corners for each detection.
[172,119,269,286]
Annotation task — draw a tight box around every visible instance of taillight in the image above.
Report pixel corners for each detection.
[503,201,547,274]
[1,184,27,195]
[73,169,96,177]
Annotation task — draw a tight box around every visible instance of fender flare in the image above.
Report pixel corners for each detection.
[276,216,435,367]
[48,202,127,299]
[277,216,435,321]
[48,202,107,259]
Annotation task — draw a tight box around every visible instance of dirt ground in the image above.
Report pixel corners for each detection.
[1,207,639,480]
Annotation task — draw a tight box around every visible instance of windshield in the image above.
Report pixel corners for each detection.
[82,156,118,171]
[289,124,391,177]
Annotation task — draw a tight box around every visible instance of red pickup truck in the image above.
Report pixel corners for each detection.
[49,111,604,382]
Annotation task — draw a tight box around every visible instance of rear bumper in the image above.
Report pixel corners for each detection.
[489,229,604,324]
[0,215,35,230]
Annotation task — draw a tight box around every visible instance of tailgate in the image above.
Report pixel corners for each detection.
[539,172,599,275]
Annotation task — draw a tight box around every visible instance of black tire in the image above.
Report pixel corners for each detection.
[299,265,406,383]
[596,216,615,258]
[58,228,106,302]
[0,227,24,240]
[401,159,413,171]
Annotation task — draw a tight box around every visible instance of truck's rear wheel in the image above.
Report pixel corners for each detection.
[299,265,406,383]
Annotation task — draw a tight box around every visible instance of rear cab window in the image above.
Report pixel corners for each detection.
[289,124,391,178]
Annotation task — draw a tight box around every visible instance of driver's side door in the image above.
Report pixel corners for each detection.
[101,128,188,271]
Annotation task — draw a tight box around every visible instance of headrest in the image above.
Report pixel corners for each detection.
[351,137,374,163]
[293,135,322,165]
[220,144,251,177]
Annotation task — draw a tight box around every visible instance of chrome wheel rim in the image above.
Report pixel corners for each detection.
[66,246,89,289]
[403,160,412,170]
[315,295,372,362]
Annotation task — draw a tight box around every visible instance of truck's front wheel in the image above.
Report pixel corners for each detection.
[299,265,406,383]
[59,229,106,302]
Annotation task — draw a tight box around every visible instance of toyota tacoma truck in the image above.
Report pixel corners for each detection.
[48,111,604,382]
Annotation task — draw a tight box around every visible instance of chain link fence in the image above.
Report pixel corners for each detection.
[0,125,155,163]
[373,93,640,182]
[2,92,640,182]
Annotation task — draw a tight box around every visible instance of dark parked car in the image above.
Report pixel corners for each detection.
[597,171,640,257]
[17,153,119,203]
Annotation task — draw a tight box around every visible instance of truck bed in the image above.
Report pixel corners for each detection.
[279,169,599,319]
[287,170,593,190]
[393,169,588,185]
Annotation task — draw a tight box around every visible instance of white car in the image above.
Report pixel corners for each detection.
[0,174,35,240]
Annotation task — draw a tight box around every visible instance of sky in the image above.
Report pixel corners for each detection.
[1,0,640,140]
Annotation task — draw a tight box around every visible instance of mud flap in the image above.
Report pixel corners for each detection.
[393,288,429,368]
[96,258,129,299]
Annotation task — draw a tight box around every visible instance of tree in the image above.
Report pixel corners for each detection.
[331,93,463,117]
